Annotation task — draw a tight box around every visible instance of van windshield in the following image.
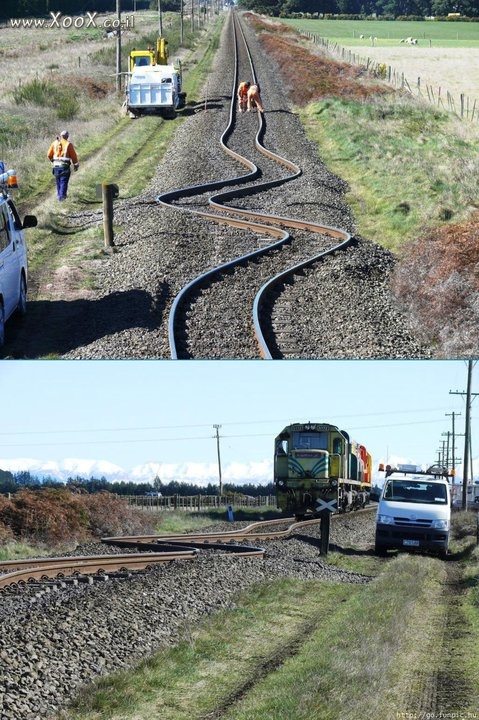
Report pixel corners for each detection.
[384,479,447,504]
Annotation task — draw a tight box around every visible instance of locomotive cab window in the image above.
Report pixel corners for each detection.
[275,439,287,455]
[333,438,343,455]
[292,432,328,450]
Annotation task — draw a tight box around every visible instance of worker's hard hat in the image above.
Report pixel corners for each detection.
[60,130,69,138]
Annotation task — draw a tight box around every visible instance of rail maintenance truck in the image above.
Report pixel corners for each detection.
[375,463,452,558]
[125,37,186,119]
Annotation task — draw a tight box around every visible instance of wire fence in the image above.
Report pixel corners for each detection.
[304,32,479,122]
[122,494,277,511]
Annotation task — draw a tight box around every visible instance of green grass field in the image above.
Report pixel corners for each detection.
[283,18,479,47]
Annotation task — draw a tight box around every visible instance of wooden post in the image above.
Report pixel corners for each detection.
[102,183,119,248]
[320,512,331,555]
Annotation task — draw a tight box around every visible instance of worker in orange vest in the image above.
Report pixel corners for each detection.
[47,130,79,201]
[247,84,264,113]
[237,81,250,113]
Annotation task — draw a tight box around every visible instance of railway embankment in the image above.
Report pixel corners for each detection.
[1,510,478,719]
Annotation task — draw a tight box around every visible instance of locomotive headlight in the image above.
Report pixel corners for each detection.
[377,514,394,525]
[432,519,449,530]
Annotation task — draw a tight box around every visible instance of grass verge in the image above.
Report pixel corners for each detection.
[24,15,224,298]
[154,507,281,534]
[56,553,461,720]
[299,95,479,252]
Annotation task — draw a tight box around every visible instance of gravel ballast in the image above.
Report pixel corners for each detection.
[0,512,376,719]
[56,12,430,359]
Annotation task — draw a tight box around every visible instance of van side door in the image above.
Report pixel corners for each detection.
[0,202,18,319]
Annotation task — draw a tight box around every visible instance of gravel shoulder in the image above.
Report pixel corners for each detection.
[0,512,376,719]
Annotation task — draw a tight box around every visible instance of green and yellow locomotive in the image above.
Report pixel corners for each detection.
[274,422,372,519]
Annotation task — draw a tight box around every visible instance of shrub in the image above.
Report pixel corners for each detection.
[56,92,80,120]
[0,488,157,547]
[0,488,90,545]
[12,78,53,106]
[393,212,479,356]
[12,79,80,120]
[0,496,15,543]
[82,492,157,538]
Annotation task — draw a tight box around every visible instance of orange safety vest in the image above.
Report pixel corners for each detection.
[48,138,79,168]
[238,82,249,100]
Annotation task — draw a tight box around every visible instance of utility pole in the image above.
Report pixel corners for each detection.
[441,431,450,472]
[439,440,446,467]
[450,360,478,509]
[116,0,122,92]
[158,0,163,37]
[445,411,461,483]
[180,0,184,44]
[213,424,222,497]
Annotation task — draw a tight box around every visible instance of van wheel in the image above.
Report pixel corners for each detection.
[0,302,5,347]
[17,275,27,316]
[375,543,388,557]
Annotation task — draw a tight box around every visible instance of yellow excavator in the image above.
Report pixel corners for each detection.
[126,37,186,119]
[128,37,169,72]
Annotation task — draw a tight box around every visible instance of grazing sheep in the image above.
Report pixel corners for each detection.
[359,34,364,39]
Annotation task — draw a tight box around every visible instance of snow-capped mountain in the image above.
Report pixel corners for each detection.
[0,458,273,486]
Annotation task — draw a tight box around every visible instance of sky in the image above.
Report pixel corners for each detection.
[0,359,477,486]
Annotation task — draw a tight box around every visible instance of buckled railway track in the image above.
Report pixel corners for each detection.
[161,10,353,359]
[0,513,374,592]
[0,543,264,592]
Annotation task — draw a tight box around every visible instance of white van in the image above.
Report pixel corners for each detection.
[375,465,451,559]
[0,168,37,346]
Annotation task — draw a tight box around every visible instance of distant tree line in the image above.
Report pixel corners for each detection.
[0,469,274,497]
[238,0,479,19]
[4,0,478,22]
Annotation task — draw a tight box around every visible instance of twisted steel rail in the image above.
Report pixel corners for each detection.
[159,11,353,358]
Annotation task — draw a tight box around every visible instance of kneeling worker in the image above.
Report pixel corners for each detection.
[247,84,264,113]
[237,81,250,113]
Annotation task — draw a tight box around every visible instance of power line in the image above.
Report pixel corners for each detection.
[2,416,479,450]
[0,406,463,438]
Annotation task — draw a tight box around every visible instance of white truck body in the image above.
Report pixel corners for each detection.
[126,63,184,118]
[375,472,451,558]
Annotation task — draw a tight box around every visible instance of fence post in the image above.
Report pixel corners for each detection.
[97,183,119,248]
